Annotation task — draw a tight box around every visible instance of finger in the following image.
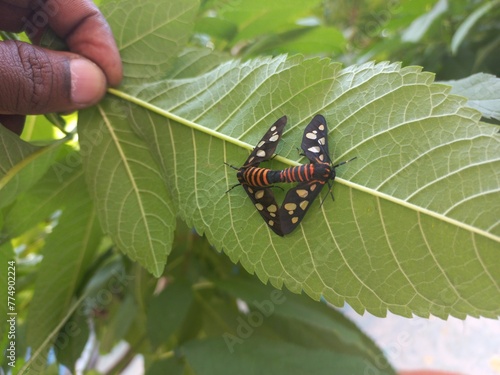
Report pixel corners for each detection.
[25,0,122,86]
[0,40,107,115]
[0,115,25,135]
[0,0,122,87]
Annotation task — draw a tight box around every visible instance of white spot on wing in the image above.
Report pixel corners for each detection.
[269,134,279,142]
[306,132,317,140]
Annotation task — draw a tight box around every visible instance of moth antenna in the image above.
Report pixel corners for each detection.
[331,156,357,169]
[224,162,240,171]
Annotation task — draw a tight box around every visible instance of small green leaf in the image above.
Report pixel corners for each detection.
[166,47,231,79]
[270,26,346,55]
[195,16,238,41]
[2,147,83,239]
[182,337,389,375]
[445,73,500,120]
[0,126,64,210]
[146,357,185,375]
[100,293,137,351]
[218,0,322,44]
[147,281,194,348]
[216,278,393,372]
[103,0,199,86]
[55,313,90,370]
[451,0,500,55]
[401,0,447,42]
[26,176,101,351]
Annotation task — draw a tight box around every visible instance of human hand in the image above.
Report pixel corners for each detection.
[0,0,122,134]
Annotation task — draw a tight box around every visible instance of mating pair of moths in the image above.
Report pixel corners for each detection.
[227,114,355,236]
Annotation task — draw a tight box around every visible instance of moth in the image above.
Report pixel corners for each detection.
[226,115,355,236]
[226,116,288,236]
[278,114,356,235]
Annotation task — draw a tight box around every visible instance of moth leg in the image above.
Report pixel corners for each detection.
[319,180,335,207]
[225,183,242,194]
[269,185,284,192]
[295,147,306,157]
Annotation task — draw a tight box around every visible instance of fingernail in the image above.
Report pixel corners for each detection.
[70,59,106,106]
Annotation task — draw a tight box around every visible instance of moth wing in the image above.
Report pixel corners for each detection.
[279,180,326,235]
[301,114,330,164]
[241,184,283,236]
[243,116,287,167]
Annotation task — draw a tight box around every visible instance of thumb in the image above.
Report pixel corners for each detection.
[0,40,107,115]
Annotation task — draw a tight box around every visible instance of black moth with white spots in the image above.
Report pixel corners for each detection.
[226,114,355,236]
[226,116,288,236]
[278,114,356,235]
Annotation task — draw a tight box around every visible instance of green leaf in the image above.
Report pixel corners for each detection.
[181,337,388,375]
[401,0,447,42]
[445,73,500,121]
[89,0,499,319]
[100,293,137,352]
[55,312,90,370]
[26,174,101,351]
[216,0,322,44]
[147,281,194,348]
[146,357,184,375]
[216,277,394,373]
[270,26,346,55]
[170,47,232,79]
[103,0,199,86]
[451,0,500,55]
[195,16,238,41]
[113,56,498,318]
[21,114,65,142]
[238,26,345,58]
[78,101,176,277]
[0,125,64,210]
[2,147,83,239]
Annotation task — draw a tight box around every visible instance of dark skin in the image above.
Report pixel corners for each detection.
[0,0,123,135]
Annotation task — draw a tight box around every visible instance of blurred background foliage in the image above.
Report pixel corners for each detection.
[195,0,500,79]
